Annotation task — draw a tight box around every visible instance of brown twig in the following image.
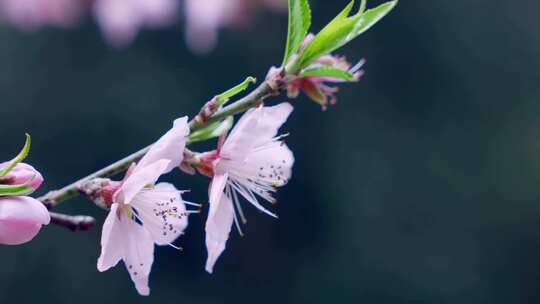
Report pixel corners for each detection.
[49,212,96,231]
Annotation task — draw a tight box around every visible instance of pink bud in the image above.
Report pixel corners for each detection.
[0,162,44,190]
[0,196,50,245]
[78,178,122,210]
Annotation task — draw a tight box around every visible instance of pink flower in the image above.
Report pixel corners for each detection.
[93,0,179,48]
[0,196,50,245]
[97,116,190,296]
[184,0,286,53]
[202,103,294,273]
[0,0,83,30]
[184,0,236,53]
[0,162,43,190]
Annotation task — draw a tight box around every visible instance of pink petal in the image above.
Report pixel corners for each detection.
[205,194,234,273]
[131,182,188,245]
[93,0,141,48]
[116,159,171,205]
[0,196,50,245]
[184,0,228,53]
[135,116,189,174]
[94,0,180,48]
[0,0,83,30]
[136,0,179,28]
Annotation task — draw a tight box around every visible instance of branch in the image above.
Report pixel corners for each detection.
[39,146,150,209]
[189,80,278,129]
[39,73,282,218]
[49,212,96,231]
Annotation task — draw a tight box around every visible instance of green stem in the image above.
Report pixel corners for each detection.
[39,147,150,209]
[189,81,275,129]
[40,79,278,209]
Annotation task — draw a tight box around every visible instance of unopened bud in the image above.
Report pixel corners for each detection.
[0,162,43,190]
[79,178,121,210]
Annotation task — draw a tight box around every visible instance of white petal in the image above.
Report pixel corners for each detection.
[222,103,293,159]
[227,178,277,218]
[208,173,228,219]
[246,142,294,187]
[135,116,189,174]
[118,214,154,296]
[97,203,123,272]
[131,183,188,246]
[116,159,170,205]
[205,194,234,273]
[97,203,155,296]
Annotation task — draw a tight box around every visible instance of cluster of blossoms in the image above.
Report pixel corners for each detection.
[78,103,294,295]
[0,138,49,245]
[0,0,285,52]
[0,0,397,296]
[73,33,364,290]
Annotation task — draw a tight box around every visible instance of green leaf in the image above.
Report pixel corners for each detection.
[0,133,31,178]
[330,0,356,23]
[299,64,356,81]
[359,0,367,14]
[282,0,311,65]
[290,0,357,72]
[351,0,398,38]
[0,184,35,196]
[188,116,234,144]
[294,19,358,71]
[292,0,397,72]
[217,77,257,105]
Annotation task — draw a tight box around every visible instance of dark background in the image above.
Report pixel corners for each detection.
[1,0,539,303]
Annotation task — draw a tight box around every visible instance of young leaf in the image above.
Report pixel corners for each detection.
[359,0,367,14]
[0,184,35,196]
[292,0,397,72]
[217,77,257,105]
[289,0,358,72]
[299,65,356,81]
[351,0,399,39]
[294,17,358,71]
[329,0,356,24]
[189,116,234,144]
[282,0,311,66]
[0,133,31,178]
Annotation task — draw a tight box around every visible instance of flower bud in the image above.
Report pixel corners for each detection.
[0,196,50,245]
[0,162,43,190]
[286,53,364,110]
[79,178,121,210]
[284,33,365,110]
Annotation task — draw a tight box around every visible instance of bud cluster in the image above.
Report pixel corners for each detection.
[0,135,49,245]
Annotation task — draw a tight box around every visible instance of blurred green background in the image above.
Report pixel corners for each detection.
[1,0,540,303]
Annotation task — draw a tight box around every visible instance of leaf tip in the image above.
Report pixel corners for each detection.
[246,76,257,84]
